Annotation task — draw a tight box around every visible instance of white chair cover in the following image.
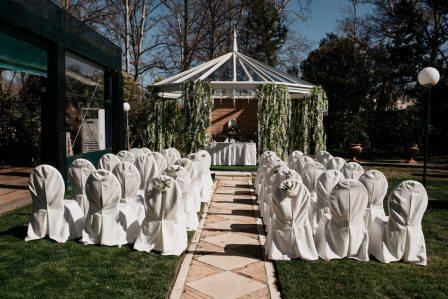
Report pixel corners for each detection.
[293,155,315,174]
[134,155,159,190]
[197,149,212,168]
[175,158,201,212]
[26,165,84,243]
[134,176,187,255]
[314,179,369,261]
[162,148,179,167]
[369,180,428,266]
[300,162,326,232]
[151,152,168,174]
[315,151,330,160]
[359,170,388,229]
[342,162,365,180]
[97,153,121,172]
[165,165,199,231]
[255,153,278,195]
[187,153,212,203]
[141,147,152,155]
[112,162,145,230]
[288,151,304,168]
[315,152,333,169]
[315,170,344,225]
[326,157,346,171]
[267,179,318,260]
[68,158,95,216]
[81,169,127,246]
[117,150,135,164]
[130,148,144,158]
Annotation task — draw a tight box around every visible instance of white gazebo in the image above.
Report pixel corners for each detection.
[152,32,314,99]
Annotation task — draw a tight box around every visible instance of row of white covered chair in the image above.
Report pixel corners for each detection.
[256,150,428,266]
[25,148,214,256]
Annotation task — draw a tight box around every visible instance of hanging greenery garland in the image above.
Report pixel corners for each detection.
[289,98,309,154]
[289,86,328,155]
[146,86,179,151]
[181,80,213,154]
[257,84,291,160]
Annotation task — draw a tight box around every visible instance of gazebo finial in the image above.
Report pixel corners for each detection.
[233,29,238,52]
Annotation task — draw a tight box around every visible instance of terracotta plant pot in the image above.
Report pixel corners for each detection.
[347,143,362,162]
[407,144,419,164]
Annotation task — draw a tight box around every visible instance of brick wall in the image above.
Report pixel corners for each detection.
[209,98,258,142]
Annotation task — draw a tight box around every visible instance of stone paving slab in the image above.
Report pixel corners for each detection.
[171,173,279,299]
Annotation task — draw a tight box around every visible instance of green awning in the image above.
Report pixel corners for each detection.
[0,31,47,76]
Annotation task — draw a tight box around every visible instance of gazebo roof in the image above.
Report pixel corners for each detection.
[152,32,314,99]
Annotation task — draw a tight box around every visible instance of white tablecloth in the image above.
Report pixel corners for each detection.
[208,142,257,166]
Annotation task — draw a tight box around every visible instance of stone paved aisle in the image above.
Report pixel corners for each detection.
[172,172,280,299]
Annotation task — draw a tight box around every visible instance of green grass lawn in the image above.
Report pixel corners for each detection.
[275,164,448,297]
[210,165,258,172]
[0,205,202,298]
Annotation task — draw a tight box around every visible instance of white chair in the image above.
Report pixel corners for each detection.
[112,162,145,235]
[288,150,304,168]
[326,157,346,171]
[165,165,199,231]
[187,153,211,203]
[369,180,428,266]
[175,158,201,212]
[151,152,168,174]
[162,148,179,167]
[141,147,152,155]
[97,153,121,172]
[315,152,333,169]
[293,155,314,174]
[342,162,365,180]
[68,158,95,216]
[26,165,84,243]
[170,148,182,159]
[315,169,344,225]
[81,169,127,247]
[134,155,159,190]
[134,175,187,255]
[359,170,388,229]
[267,179,318,261]
[130,148,144,158]
[300,162,326,232]
[117,150,135,164]
[197,149,212,169]
[255,153,278,196]
[314,179,369,261]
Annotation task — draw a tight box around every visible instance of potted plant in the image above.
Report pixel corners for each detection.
[345,114,367,162]
[406,144,419,164]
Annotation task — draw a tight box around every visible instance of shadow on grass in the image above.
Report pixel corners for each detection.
[0,225,27,239]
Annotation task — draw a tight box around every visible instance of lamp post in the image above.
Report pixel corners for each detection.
[417,67,440,187]
[123,102,131,150]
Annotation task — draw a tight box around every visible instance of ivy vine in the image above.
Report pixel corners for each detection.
[181,80,213,154]
[257,84,291,160]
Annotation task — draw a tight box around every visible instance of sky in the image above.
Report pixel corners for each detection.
[292,0,372,50]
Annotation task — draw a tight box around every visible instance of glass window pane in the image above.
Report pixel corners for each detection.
[65,52,105,156]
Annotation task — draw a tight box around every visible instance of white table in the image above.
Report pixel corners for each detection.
[208,142,257,166]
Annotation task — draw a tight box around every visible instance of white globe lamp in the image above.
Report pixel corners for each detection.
[417,67,440,187]
[418,67,440,87]
[123,102,131,112]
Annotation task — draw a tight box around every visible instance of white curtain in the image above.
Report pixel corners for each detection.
[134,176,187,255]
[369,180,428,266]
[314,179,369,261]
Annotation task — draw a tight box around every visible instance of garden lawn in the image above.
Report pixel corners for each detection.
[211,165,258,172]
[0,206,197,298]
[275,164,448,297]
